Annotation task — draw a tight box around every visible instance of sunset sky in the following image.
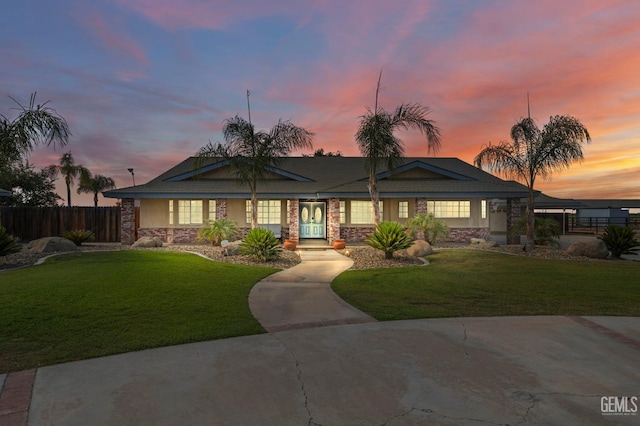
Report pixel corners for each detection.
[2,0,639,206]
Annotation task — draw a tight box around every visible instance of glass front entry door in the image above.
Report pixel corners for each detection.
[299,202,326,239]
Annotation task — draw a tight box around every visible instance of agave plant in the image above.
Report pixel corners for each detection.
[599,225,639,259]
[62,229,95,246]
[365,221,413,259]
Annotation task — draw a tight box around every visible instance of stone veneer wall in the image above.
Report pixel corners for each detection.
[327,198,341,243]
[447,227,491,242]
[415,197,428,215]
[287,199,299,242]
[340,227,376,242]
[506,198,521,244]
[121,198,136,245]
[215,198,227,220]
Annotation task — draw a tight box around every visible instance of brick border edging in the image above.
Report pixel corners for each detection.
[0,369,36,426]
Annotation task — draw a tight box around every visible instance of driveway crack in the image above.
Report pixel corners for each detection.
[273,335,323,426]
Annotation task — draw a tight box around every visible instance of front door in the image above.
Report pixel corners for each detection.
[299,201,326,239]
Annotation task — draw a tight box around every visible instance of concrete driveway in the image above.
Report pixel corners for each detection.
[24,316,640,425]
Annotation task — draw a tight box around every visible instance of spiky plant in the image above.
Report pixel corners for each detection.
[405,213,450,244]
[0,225,21,257]
[366,221,413,259]
[239,227,281,262]
[599,225,639,259]
[62,229,95,246]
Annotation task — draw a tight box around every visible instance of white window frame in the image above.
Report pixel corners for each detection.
[339,201,346,224]
[481,199,487,219]
[178,200,203,224]
[169,200,174,225]
[246,200,281,224]
[350,200,383,224]
[208,199,217,222]
[427,200,470,218]
[398,201,409,219]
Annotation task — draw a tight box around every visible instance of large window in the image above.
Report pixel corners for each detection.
[427,201,470,218]
[481,199,487,219]
[169,200,174,225]
[178,200,203,224]
[350,200,383,224]
[246,200,281,224]
[339,201,346,224]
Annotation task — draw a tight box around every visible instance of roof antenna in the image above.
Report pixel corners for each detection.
[246,89,252,125]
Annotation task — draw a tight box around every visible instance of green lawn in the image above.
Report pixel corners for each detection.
[332,250,640,320]
[0,250,277,373]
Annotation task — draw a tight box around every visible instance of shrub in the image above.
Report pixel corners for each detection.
[62,229,95,246]
[197,219,238,246]
[239,228,281,262]
[0,225,21,257]
[511,216,561,247]
[366,221,413,259]
[405,213,450,244]
[599,225,639,259]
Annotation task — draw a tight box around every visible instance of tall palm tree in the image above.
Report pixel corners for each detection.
[356,70,441,224]
[77,173,116,207]
[197,113,313,229]
[47,152,90,206]
[0,92,71,169]
[474,115,591,251]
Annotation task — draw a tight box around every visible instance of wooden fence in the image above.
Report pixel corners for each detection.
[0,206,121,242]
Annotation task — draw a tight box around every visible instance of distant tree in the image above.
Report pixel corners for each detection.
[0,92,71,170]
[355,70,441,224]
[0,162,61,206]
[47,152,90,207]
[474,115,590,251]
[303,148,343,157]
[77,172,116,207]
[196,93,313,228]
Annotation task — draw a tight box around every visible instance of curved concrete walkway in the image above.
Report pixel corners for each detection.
[249,249,376,332]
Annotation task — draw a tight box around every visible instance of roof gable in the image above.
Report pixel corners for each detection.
[374,160,475,181]
[165,159,314,182]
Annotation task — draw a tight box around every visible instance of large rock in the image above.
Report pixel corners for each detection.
[132,237,164,248]
[470,238,487,245]
[27,237,79,253]
[567,240,609,259]
[407,240,433,257]
[223,240,242,256]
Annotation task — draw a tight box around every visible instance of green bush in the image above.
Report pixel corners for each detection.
[239,228,281,262]
[62,229,95,246]
[599,225,639,259]
[197,219,238,246]
[366,221,413,259]
[511,216,561,247]
[405,213,450,244]
[0,225,21,257]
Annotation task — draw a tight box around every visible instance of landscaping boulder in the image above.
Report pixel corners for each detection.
[478,241,498,249]
[27,237,79,253]
[470,238,487,245]
[407,240,433,257]
[132,237,164,248]
[566,240,609,259]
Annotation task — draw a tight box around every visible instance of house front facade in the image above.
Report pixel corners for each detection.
[104,157,531,245]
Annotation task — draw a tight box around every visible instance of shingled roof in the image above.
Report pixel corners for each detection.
[104,157,532,199]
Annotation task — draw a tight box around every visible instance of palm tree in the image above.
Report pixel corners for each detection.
[47,152,90,206]
[474,115,591,251]
[0,92,71,169]
[77,173,116,207]
[197,112,313,228]
[355,70,441,224]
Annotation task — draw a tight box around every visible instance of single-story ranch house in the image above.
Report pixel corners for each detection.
[104,157,534,245]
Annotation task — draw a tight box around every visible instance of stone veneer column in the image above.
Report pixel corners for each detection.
[215,198,227,219]
[416,198,428,215]
[327,198,341,244]
[506,197,521,245]
[288,199,299,242]
[121,198,136,245]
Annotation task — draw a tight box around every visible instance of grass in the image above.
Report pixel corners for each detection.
[332,250,640,321]
[0,250,277,373]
